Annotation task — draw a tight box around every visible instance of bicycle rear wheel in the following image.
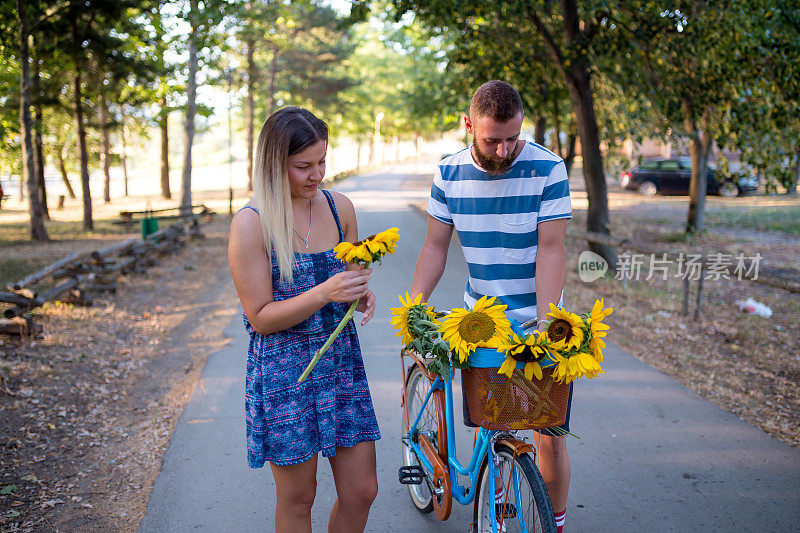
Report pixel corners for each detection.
[402,363,437,513]
[474,444,557,533]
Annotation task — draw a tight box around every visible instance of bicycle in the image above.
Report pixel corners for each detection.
[398,345,569,532]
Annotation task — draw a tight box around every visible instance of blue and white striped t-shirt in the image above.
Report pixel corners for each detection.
[427,141,572,325]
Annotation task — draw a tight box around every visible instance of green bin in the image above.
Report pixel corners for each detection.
[141,215,158,239]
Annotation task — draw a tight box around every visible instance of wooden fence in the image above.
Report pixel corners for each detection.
[0,214,210,336]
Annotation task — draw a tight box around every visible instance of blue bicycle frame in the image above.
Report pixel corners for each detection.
[405,364,530,532]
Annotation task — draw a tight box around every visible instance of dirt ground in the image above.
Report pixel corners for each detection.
[0,213,239,532]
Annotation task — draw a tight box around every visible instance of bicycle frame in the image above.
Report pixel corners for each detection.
[402,351,536,531]
[405,366,489,506]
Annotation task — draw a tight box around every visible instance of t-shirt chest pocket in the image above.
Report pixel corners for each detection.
[496,178,539,262]
[498,213,538,261]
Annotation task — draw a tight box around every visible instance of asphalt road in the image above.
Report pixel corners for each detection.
[139,162,800,532]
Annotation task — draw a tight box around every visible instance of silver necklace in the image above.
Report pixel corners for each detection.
[293,198,312,248]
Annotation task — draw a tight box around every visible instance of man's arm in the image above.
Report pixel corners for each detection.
[535,219,567,325]
[411,216,454,301]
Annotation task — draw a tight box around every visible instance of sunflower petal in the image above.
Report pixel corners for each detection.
[498,356,517,378]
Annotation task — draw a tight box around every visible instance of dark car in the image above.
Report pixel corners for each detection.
[619,157,758,197]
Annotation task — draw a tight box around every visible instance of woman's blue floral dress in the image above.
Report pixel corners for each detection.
[240,190,380,467]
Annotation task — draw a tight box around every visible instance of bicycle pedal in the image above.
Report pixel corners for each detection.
[398,465,425,485]
[495,502,517,519]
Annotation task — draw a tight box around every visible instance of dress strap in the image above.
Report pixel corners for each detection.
[237,205,259,215]
[321,189,345,243]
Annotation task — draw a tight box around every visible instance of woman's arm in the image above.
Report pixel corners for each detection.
[228,208,371,335]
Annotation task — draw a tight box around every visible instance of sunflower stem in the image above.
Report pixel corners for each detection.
[298,298,360,382]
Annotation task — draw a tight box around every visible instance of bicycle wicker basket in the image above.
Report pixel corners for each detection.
[462,348,571,431]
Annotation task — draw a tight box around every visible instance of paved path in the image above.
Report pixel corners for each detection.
[139,162,800,532]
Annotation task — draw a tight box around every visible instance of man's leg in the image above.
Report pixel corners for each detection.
[536,434,570,512]
[534,382,572,530]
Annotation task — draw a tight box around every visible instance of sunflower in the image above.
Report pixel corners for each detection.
[544,303,584,351]
[498,331,549,380]
[438,296,513,363]
[390,292,438,345]
[550,351,604,384]
[587,299,612,362]
[333,227,400,264]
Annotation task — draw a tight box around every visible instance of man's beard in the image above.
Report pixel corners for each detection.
[472,144,516,175]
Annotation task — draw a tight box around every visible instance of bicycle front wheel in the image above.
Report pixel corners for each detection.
[474,444,557,533]
[402,363,437,513]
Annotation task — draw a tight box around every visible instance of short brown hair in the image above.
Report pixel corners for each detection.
[469,80,523,122]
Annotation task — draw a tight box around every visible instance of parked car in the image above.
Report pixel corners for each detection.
[619,157,759,197]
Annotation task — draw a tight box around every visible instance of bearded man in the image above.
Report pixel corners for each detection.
[411,80,573,532]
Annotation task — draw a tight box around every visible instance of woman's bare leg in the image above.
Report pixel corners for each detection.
[270,454,319,533]
[327,442,378,533]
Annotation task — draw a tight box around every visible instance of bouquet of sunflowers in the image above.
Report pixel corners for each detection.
[391,294,612,384]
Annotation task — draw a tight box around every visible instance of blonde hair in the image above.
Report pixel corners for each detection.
[252,107,328,283]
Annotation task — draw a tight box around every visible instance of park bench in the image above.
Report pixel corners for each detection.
[115,203,214,227]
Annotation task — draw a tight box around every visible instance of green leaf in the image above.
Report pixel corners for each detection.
[1,484,17,495]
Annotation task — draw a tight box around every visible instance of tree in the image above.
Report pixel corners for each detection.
[379,0,618,267]
[179,0,227,215]
[9,0,48,240]
[231,0,356,190]
[720,0,800,195]
[603,1,752,233]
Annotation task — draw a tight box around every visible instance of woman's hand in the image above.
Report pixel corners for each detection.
[322,266,372,304]
[357,290,375,325]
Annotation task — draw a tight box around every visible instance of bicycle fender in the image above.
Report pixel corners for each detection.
[495,436,535,458]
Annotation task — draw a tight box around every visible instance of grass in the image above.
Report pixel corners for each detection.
[0,258,53,289]
[0,218,136,289]
[0,219,127,245]
[705,205,800,236]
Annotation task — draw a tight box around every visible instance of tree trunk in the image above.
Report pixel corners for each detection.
[563,133,577,175]
[266,42,278,116]
[368,133,374,163]
[100,92,111,203]
[534,114,546,145]
[246,38,255,192]
[159,97,171,199]
[56,146,77,198]
[17,5,48,241]
[32,46,48,221]
[71,14,92,230]
[356,139,362,169]
[120,117,129,197]
[788,141,799,195]
[552,97,563,157]
[528,0,616,268]
[565,66,615,268]
[684,99,710,234]
[180,10,198,216]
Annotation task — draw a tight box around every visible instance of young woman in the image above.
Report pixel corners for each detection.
[228,107,381,532]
